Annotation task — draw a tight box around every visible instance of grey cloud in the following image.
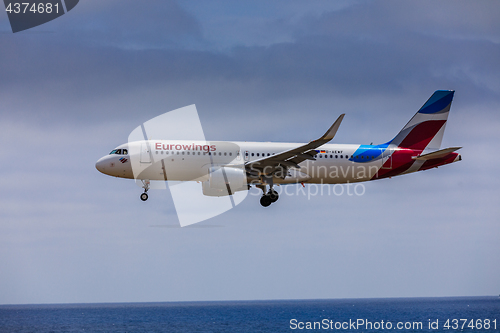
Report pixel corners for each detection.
[58,0,202,48]
[300,1,500,42]
[2,0,499,127]
[2,34,499,125]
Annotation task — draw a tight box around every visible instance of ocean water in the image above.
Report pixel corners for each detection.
[0,297,499,332]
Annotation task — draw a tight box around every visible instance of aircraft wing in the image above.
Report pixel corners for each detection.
[245,114,345,175]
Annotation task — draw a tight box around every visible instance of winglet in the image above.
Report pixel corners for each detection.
[315,114,345,142]
[244,113,345,172]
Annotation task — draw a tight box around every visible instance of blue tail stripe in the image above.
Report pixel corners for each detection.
[418,90,454,114]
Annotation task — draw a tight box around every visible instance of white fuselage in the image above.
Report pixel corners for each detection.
[96,140,388,185]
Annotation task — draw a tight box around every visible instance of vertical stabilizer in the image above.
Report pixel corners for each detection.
[390,90,454,151]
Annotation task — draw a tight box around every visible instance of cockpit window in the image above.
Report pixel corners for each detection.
[109,149,127,155]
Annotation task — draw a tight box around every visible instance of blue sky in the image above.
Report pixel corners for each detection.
[0,0,499,304]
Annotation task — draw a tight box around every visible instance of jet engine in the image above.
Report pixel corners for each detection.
[202,166,248,196]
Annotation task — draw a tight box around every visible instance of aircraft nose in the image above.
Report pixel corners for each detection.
[95,156,107,173]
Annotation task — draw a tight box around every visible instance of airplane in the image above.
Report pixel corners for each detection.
[95,90,462,207]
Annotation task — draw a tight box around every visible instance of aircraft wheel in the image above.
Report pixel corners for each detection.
[269,190,279,202]
[260,195,272,207]
[140,193,149,201]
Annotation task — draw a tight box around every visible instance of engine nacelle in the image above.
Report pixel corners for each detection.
[202,166,248,197]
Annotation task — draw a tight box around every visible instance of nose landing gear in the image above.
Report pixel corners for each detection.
[140,179,150,202]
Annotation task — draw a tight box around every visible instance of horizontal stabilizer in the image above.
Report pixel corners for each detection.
[412,147,462,161]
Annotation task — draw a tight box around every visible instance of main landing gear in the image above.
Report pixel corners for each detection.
[140,179,150,201]
[258,185,279,207]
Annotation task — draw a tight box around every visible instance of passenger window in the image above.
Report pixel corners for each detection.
[346,155,349,159]
[245,152,249,156]
[251,153,254,156]
[155,151,158,154]
[224,152,227,156]
[229,152,232,156]
[219,152,222,156]
[335,155,338,158]
[257,153,260,157]
[330,155,333,158]
[340,155,343,158]
[267,153,270,156]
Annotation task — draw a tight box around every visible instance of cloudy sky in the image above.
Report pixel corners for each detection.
[1,0,499,304]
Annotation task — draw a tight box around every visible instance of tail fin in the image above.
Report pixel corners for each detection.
[390,90,454,151]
